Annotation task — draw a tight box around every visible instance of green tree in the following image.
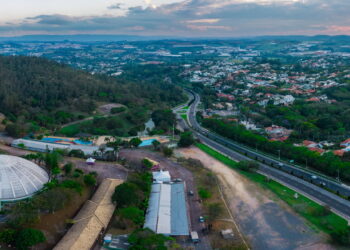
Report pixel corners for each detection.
[0,229,16,244]
[152,140,161,150]
[178,131,195,147]
[130,137,142,148]
[64,162,73,174]
[142,158,154,169]
[60,180,83,193]
[162,147,173,157]
[84,174,97,186]
[15,228,46,250]
[128,229,175,250]
[198,187,211,199]
[119,206,145,225]
[112,182,142,208]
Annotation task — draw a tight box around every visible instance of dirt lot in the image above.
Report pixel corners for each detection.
[176,147,334,250]
[0,143,128,184]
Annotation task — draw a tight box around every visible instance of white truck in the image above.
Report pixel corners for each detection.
[190,231,199,243]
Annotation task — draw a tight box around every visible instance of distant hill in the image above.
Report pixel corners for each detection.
[0,55,185,136]
[1,34,350,43]
[0,34,173,42]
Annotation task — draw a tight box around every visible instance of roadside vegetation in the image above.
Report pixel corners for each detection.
[196,143,350,246]
[203,118,350,182]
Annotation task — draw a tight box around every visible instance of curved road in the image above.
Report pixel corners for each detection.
[182,91,350,221]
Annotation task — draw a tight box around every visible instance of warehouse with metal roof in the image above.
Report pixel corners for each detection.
[12,138,112,156]
[0,155,49,202]
[144,182,189,236]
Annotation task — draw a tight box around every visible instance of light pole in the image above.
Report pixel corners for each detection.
[337,169,340,182]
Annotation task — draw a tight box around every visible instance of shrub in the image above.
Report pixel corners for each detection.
[15,228,46,250]
[162,147,173,157]
[119,206,145,225]
[112,182,142,208]
[68,149,85,158]
[60,180,83,193]
[64,163,73,174]
[237,161,259,172]
[0,229,16,244]
[84,174,97,186]
[178,131,195,147]
[198,187,211,199]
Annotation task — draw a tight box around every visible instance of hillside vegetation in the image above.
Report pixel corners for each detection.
[0,56,186,136]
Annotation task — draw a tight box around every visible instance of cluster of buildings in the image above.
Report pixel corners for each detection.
[294,138,350,157]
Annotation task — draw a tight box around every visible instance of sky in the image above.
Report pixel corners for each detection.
[0,0,350,37]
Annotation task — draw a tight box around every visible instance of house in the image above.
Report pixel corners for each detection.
[308,147,325,154]
[340,139,350,148]
[265,125,292,141]
[334,150,345,157]
[302,140,319,148]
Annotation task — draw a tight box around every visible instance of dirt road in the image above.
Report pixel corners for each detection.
[176,147,333,250]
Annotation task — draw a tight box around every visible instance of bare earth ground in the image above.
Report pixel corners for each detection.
[0,144,128,184]
[176,146,334,250]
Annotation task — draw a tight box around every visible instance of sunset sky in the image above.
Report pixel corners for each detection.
[0,0,349,37]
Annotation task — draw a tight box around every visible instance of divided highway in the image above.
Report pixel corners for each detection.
[183,91,350,221]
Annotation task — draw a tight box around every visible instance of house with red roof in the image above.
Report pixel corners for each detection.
[341,138,350,148]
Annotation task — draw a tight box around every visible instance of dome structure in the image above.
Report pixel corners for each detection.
[0,155,49,201]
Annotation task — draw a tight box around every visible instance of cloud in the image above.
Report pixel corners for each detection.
[186,19,220,24]
[1,0,350,37]
[108,3,123,10]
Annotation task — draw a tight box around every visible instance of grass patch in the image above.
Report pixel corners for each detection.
[182,106,189,110]
[196,143,349,235]
[180,114,188,120]
[58,123,82,137]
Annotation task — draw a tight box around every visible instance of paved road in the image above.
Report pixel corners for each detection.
[183,91,350,221]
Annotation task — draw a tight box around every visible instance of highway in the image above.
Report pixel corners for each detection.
[182,91,350,221]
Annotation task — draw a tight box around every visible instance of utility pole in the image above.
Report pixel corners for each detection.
[277,149,281,160]
[172,123,175,140]
[337,169,340,182]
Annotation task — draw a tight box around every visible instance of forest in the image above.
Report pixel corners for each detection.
[0,56,186,136]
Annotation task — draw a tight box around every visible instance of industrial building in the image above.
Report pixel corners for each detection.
[12,138,112,156]
[0,155,49,202]
[144,182,189,236]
